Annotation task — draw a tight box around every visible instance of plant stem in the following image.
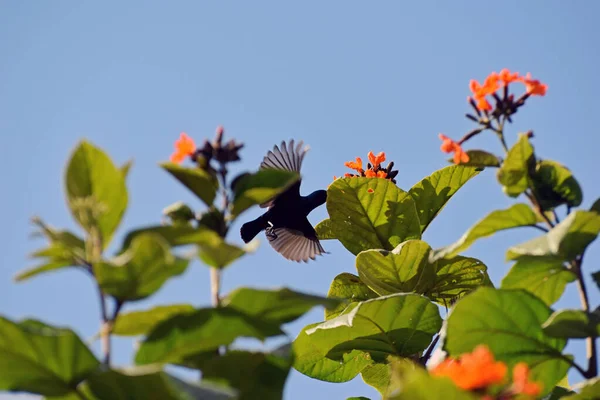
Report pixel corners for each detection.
[210,267,221,307]
[74,386,90,400]
[420,334,441,366]
[573,255,597,378]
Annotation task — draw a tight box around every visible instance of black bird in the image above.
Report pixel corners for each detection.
[240,140,327,262]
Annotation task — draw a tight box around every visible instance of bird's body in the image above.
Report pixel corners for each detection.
[240,140,327,262]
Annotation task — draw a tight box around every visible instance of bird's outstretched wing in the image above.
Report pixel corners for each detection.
[259,140,309,208]
[265,218,326,263]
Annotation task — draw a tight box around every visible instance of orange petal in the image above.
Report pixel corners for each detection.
[377,170,387,178]
[172,132,196,164]
[170,151,187,164]
[368,151,386,168]
[476,97,492,111]
[365,169,376,178]
[344,157,363,172]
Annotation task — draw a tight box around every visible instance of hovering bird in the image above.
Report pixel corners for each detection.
[240,140,327,262]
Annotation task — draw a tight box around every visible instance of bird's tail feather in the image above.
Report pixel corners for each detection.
[240,215,268,243]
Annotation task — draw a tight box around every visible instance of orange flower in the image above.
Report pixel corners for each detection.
[469,72,502,111]
[368,151,386,168]
[510,363,542,397]
[377,170,387,178]
[521,72,548,96]
[364,168,376,178]
[498,68,520,86]
[431,345,507,390]
[439,134,469,164]
[170,133,196,164]
[344,157,363,173]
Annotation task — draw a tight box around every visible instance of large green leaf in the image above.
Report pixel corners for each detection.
[0,317,99,396]
[200,350,292,400]
[325,273,378,320]
[360,362,398,397]
[326,177,421,255]
[112,304,195,336]
[356,240,436,296]
[315,218,337,240]
[531,160,583,210]
[564,378,600,399]
[231,169,299,217]
[445,288,571,395]
[506,210,600,261]
[160,162,218,207]
[408,165,481,233]
[95,233,189,302]
[222,287,339,325]
[122,224,211,249]
[501,257,576,306]
[542,309,600,339]
[426,256,491,305]
[292,322,373,383]
[135,307,283,365]
[194,229,251,269]
[496,133,535,197]
[448,150,501,168]
[65,140,128,247]
[430,204,540,260]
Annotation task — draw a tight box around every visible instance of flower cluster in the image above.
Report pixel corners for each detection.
[431,345,542,399]
[339,151,399,184]
[439,134,469,164]
[170,126,244,168]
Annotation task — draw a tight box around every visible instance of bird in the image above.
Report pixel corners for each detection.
[240,139,327,262]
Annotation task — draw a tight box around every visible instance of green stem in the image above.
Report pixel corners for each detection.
[573,255,597,378]
[210,267,221,307]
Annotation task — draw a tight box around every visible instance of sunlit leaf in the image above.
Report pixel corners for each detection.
[222,287,339,325]
[315,218,337,240]
[409,165,481,233]
[501,257,576,306]
[430,204,540,260]
[231,169,299,217]
[542,309,600,339]
[65,140,128,247]
[496,133,535,197]
[0,317,99,396]
[506,211,600,261]
[448,150,500,168]
[326,177,421,255]
[445,288,571,395]
[563,377,600,399]
[426,256,491,305]
[112,304,195,336]
[325,273,377,320]
[160,162,218,207]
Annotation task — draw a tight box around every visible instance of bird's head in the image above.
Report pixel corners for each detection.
[306,189,327,211]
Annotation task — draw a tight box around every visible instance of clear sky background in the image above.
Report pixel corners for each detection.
[2,1,600,399]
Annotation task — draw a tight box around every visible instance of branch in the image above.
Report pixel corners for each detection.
[419,334,441,366]
[573,254,597,378]
[210,268,222,307]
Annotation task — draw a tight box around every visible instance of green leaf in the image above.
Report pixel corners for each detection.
[231,169,299,217]
[160,162,218,207]
[531,160,583,210]
[326,177,421,255]
[122,224,210,249]
[545,386,576,400]
[427,256,492,305]
[506,210,600,261]
[162,201,195,224]
[501,257,576,306]
[445,288,571,395]
[292,322,373,382]
[95,233,189,302]
[222,287,339,325]
[409,165,481,233]
[65,140,128,247]
[564,377,600,399]
[195,229,250,269]
[542,309,600,339]
[448,150,501,168]
[14,259,77,282]
[497,133,535,197]
[112,304,195,336]
[0,317,99,396]
[82,368,236,400]
[135,307,283,365]
[591,198,600,214]
[325,273,378,320]
[315,218,337,240]
[430,204,540,260]
[356,240,436,296]
[347,398,372,400]
[120,159,133,179]
[360,362,393,397]
[200,350,292,400]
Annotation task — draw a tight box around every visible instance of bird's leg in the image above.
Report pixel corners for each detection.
[265,221,278,241]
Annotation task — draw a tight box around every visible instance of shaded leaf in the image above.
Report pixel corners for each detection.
[160,162,218,207]
[501,257,576,306]
[222,287,339,325]
[430,204,540,260]
[231,169,299,217]
[448,150,501,168]
[497,133,535,197]
[564,377,600,399]
[356,240,436,296]
[195,229,249,269]
[427,256,492,305]
[113,304,195,336]
[95,233,189,302]
[445,288,571,395]
[315,218,337,240]
[162,201,195,224]
[506,210,600,261]
[0,317,99,396]
[325,273,377,320]
[532,160,583,210]
[326,177,421,255]
[591,198,600,214]
[409,165,481,233]
[593,271,600,291]
[122,224,209,249]
[542,309,600,339]
[135,307,283,365]
[65,140,128,247]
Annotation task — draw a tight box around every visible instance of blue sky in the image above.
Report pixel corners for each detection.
[1,1,599,399]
